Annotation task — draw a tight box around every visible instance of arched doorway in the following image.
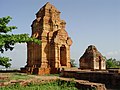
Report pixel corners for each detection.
[60,45,67,66]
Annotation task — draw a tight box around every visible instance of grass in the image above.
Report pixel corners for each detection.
[0,73,97,90]
[10,73,31,80]
[0,73,31,83]
[0,79,7,82]
[0,80,78,90]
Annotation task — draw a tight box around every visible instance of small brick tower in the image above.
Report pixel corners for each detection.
[79,45,106,70]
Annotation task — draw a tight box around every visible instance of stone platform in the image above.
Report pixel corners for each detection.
[60,68,120,89]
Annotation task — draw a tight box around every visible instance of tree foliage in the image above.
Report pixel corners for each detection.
[0,16,41,68]
[106,58,120,68]
[70,59,77,67]
[0,57,11,68]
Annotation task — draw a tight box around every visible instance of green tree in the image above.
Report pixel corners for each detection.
[70,59,77,67]
[0,16,41,68]
[106,58,116,68]
[106,58,120,68]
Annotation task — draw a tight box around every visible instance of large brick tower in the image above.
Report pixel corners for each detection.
[21,2,72,75]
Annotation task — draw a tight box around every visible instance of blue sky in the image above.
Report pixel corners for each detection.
[0,0,120,68]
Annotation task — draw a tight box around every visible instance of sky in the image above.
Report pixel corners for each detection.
[0,0,120,68]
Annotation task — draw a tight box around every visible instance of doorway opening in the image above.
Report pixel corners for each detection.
[99,56,101,70]
[60,45,67,66]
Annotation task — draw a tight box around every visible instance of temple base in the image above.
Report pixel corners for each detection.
[21,67,60,75]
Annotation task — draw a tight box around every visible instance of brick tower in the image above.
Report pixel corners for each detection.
[21,2,72,75]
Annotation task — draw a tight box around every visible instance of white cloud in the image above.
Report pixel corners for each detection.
[105,50,120,60]
[107,50,120,56]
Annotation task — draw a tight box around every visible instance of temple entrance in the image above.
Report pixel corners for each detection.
[60,45,67,66]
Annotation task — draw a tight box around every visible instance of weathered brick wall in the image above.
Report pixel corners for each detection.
[33,68,51,75]
[60,70,120,89]
[60,77,106,90]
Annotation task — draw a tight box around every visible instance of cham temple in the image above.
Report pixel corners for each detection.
[21,2,107,75]
[79,45,106,70]
[21,2,72,75]
[20,2,120,89]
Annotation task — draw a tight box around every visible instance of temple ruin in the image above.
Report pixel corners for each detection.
[21,2,72,75]
[79,45,106,70]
